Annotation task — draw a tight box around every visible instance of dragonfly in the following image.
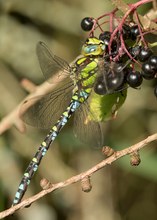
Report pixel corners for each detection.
[12,37,127,206]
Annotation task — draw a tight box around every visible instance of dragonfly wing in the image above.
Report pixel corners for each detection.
[95,60,125,94]
[36,41,71,82]
[20,77,74,129]
[73,99,104,148]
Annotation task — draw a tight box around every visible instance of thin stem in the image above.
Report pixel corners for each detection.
[133,10,147,47]
[108,0,153,53]
[0,133,157,218]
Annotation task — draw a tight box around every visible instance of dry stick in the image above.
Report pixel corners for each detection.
[0,132,157,218]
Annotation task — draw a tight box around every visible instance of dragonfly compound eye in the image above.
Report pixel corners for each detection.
[82,38,105,56]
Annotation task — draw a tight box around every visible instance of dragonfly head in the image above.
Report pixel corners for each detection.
[81,37,105,57]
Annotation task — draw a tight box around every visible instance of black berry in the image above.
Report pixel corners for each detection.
[99,31,111,41]
[99,31,117,54]
[107,72,124,91]
[129,45,141,59]
[106,64,124,91]
[99,31,110,53]
[141,62,156,79]
[126,71,143,88]
[138,47,153,62]
[94,63,124,95]
[94,82,106,95]
[130,25,140,40]
[94,76,107,95]
[148,55,157,71]
[81,17,94,31]
[122,24,131,40]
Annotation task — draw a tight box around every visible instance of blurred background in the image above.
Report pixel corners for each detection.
[0,0,157,219]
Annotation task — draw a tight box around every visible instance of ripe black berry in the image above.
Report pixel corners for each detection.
[107,71,124,91]
[122,24,131,40]
[138,47,153,62]
[99,31,110,52]
[141,62,156,79]
[81,17,94,31]
[130,25,140,40]
[99,31,117,54]
[126,71,143,88]
[99,31,111,41]
[94,81,106,95]
[94,63,124,95]
[148,55,157,71]
[106,64,124,92]
[94,76,107,95]
[129,45,141,59]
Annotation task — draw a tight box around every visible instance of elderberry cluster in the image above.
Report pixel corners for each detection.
[81,17,157,97]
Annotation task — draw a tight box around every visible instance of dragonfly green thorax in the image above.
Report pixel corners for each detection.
[72,37,106,95]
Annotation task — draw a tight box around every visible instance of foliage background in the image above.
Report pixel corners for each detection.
[0,0,157,219]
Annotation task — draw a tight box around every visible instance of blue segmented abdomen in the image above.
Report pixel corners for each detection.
[12,90,89,206]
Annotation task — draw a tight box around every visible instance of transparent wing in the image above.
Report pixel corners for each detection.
[73,99,104,148]
[95,60,125,94]
[20,77,74,129]
[36,41,71,82]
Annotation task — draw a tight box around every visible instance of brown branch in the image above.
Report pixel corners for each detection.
[0,133,157,218]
